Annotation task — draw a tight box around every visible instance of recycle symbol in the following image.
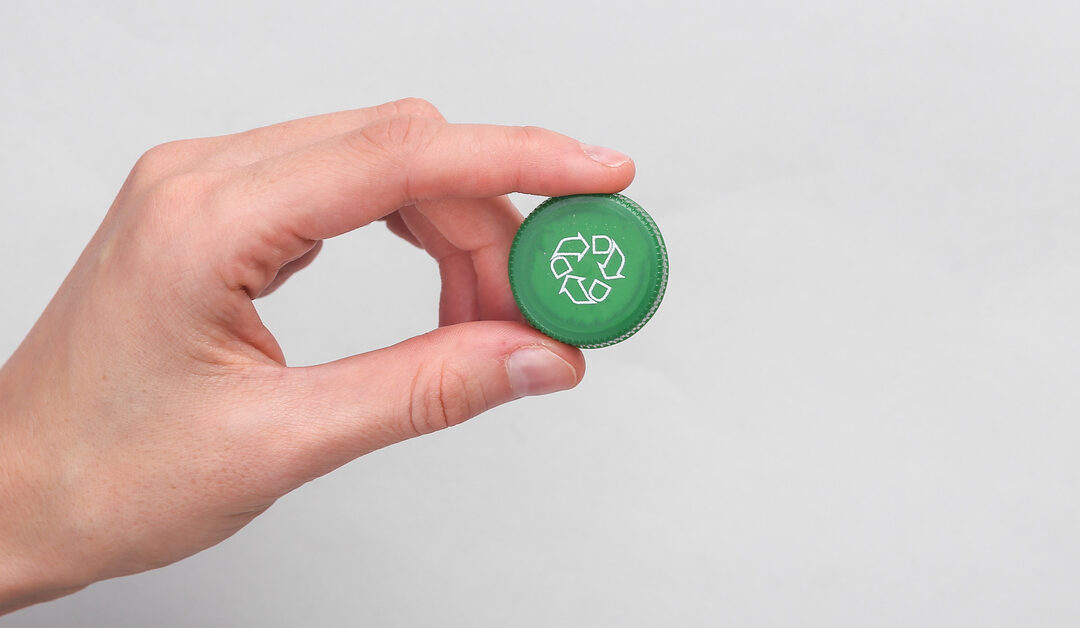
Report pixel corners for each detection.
[549,232,626,305]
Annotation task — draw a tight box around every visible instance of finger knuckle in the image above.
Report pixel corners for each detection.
[125,172,227,257]
[504,125,548,151]
[131,140,201,180]
[387,97,443,120]
[142,171,214,214]
[409,361,484,436]
[348,115,441,163]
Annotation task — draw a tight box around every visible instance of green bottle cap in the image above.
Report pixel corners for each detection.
[509,193,668,348]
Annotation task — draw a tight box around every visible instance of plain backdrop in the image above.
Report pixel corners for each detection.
[2,1,1079,626]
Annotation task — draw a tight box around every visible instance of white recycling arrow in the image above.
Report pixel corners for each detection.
[550,255,573,279]
[592,235,626,280]
[559,274,595,305]
[552,233,589,260]
[588,279,612,303]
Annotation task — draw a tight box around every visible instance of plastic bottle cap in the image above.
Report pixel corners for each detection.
[509,193,668,348]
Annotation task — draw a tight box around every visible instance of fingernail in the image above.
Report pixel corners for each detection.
[507,347,578,398]
[582,144,631,167]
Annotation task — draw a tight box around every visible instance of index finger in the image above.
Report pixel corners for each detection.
[214,117,634,294]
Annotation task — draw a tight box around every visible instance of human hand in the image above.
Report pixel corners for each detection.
[0,98,634,613]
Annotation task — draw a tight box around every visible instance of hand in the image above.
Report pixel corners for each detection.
[0,98,634,613]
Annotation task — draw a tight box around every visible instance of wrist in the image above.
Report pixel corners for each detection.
[0,571,87,616]
[0,357,92,615]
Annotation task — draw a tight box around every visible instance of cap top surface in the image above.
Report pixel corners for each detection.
[508,194,668,348]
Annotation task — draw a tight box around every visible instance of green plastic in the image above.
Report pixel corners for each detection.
[508,193,668,348]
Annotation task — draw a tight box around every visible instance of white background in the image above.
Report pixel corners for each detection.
[3,1,1079,626]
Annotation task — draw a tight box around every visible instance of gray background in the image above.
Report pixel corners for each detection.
[3,0,1079,626]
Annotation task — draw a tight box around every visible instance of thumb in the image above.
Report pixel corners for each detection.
[256,321,583,485]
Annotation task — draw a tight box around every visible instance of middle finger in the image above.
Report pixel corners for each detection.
[192,97,446,172]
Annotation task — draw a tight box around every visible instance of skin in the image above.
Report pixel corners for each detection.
[0,98,634,614]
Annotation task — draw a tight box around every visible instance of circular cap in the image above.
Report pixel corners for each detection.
[509,193,668,348]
